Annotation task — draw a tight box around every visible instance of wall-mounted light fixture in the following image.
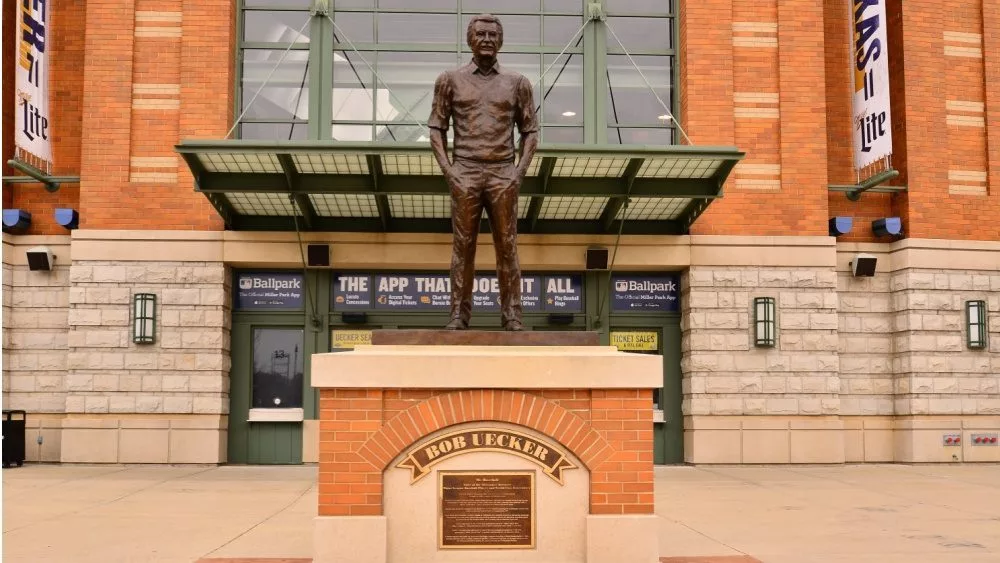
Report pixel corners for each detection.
[872,217,902,237]
[753,297,776,347]
[966,300,987,350]
[828,216,853,237]
[2,209,31,233]
[132,293,157,344]
[55,208,79,230]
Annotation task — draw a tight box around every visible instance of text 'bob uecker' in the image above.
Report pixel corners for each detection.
[396,428,577,485]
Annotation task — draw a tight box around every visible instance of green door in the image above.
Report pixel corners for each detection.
[229,322,304,464]
[609,323,683,464]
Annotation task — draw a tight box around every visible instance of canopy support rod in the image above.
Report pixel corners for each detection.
[603,20,693,146]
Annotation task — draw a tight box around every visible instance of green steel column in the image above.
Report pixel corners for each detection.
[309,1,334,140]
[585,1,609,145]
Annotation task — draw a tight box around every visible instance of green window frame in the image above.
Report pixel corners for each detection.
[235,0,680,145]
[966,300,987,349]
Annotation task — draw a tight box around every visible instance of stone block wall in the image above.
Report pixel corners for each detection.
[681,265,844,464]
[682,266,840,418]
[837,271,895,417]
[891,269,1000,418]
[2,236,71,462]
[62,259,231,463]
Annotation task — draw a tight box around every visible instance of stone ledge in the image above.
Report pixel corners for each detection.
[312,345,661,389]
[371,329,599,346]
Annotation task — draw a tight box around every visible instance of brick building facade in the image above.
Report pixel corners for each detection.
[2,0,998,465]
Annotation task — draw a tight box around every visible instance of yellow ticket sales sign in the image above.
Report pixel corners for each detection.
[610,331,658,351]
[331,330,372,350]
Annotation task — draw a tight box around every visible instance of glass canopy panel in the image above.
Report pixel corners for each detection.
[617,197,690,220]
[381,154,440,175]
[537,196,609,219]
[637,158,722,179]
[388,195,451,218]
[292,153,369,174]
[517,196,532,219]
[309,194,380,217]
[200,152,282,173]
[551,157,629,178]
[227,193,298,216]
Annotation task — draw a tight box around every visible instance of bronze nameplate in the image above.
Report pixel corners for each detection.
[396,427,577,485]
[439,471,535,549]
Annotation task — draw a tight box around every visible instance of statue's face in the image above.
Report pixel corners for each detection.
[469,21,501,58]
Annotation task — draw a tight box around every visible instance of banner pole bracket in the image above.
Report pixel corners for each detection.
[831,168,901,201]
[4,159,70,192]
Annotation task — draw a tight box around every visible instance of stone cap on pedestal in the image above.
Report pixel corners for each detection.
[311,345,662,389]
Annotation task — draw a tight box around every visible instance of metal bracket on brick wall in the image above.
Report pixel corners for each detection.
[3,159,78,192]
[829,169,903,201]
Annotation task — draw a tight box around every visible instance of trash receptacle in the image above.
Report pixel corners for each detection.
[3,410,27,468]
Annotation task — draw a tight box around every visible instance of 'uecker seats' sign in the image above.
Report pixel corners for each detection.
[397,428,577,485]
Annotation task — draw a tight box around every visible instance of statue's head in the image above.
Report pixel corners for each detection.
[467,14,503,58]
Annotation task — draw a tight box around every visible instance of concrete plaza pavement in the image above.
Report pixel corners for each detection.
[3,463,999,563]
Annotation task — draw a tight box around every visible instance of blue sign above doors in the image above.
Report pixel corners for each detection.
[333,273,582,313]
[610,275,680,312]
[235,272,305,309]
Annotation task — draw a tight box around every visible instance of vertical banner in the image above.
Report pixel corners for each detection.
[852,0,892,172]
[15,0,53,166]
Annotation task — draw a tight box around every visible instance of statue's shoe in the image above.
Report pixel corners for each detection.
[445,318,469,330]
[503,320,524,332]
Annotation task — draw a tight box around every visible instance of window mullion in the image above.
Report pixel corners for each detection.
[309,11,333,140]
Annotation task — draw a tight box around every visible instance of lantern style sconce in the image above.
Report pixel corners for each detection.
[966,300,987,349]
[753,297,776,347]
[132,293,157,344]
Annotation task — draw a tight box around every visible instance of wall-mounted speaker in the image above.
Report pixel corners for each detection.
[849,253,877,277]
[586,247,609,270]
[307,244,330,267]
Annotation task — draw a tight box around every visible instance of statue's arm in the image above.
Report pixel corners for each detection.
[514,76,539,182]
[428,72,454,182]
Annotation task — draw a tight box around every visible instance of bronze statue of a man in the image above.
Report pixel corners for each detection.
[428,13,539,331]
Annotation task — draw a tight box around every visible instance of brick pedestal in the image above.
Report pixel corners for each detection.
[311,342,662,563]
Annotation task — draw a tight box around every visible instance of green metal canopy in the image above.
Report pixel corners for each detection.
[175,140,744,235]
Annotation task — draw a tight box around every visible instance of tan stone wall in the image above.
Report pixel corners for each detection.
[890,269,1000,418]
[2,236,71,462]
[65,260,230,417]
[681,266,841,418]
[3,232,997,465]
[60,235,231,462]
[838,264,895,417]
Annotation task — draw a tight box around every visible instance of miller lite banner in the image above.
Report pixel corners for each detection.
[852,0,892,171]
[15,0,52,165]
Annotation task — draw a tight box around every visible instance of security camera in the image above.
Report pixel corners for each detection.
[849,253,877,277]
[26,246,55,271]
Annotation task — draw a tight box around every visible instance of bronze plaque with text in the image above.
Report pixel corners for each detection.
[439,471,535,549]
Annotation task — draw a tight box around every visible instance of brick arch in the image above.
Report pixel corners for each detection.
[356,390,615,472]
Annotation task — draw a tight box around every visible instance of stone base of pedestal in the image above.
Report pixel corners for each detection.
[587,515,660,563]
[311,343,662,563]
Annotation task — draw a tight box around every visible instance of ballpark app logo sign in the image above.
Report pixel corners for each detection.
[611,275,680,312]
[236,273,304,309]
